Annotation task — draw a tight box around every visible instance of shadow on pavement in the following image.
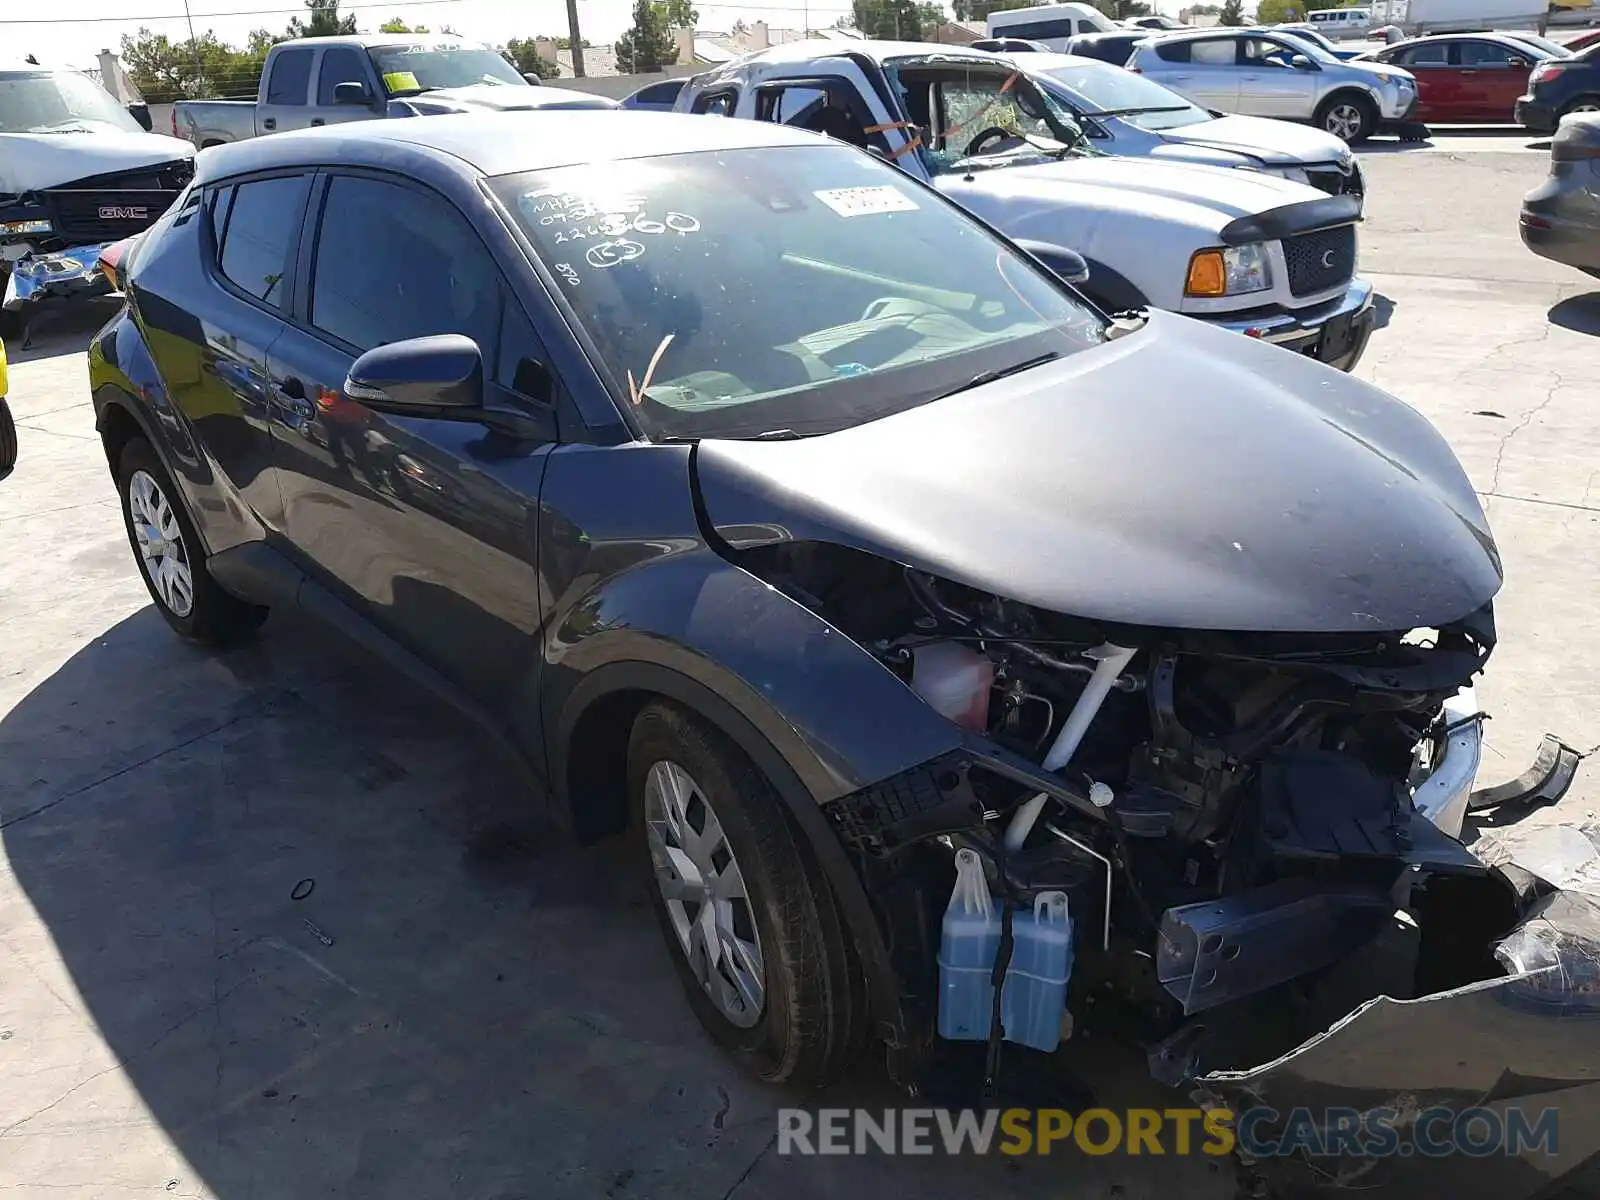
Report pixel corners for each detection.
[0,607,1217,1200]
[1549,292,1600,335]
[1372,292,1398,331]
[5,299,118,364]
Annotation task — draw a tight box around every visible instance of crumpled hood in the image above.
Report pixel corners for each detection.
[694,311,1502,633]
[386,84,618,115]
[936,154,1332,240]
[1155,113,1354,169]
[0,130,194,196]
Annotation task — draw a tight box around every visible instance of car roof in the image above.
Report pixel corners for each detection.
[195,110,823,183]
[1384,31,1548,50]
[731,38,1000,68]
[1014,51,1124,71]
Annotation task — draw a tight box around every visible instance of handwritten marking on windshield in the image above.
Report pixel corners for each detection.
[586,239,646,269]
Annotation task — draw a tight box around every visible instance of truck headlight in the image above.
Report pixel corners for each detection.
[1184,243,1273,297]
[0,219,52,237]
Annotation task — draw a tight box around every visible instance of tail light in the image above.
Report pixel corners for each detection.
[1529,63,1566,85]
[98,237,137,292]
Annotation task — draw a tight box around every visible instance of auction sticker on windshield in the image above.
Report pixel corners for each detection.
[813,186,919,218]
[383,71,420,92]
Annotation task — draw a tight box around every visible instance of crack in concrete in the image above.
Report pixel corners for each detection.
[1477,489,1600,515]
[719,1130,778,1200]
[1487,367,1565,495]
[0,978,251,1140]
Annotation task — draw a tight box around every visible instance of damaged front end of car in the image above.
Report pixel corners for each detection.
[722,547,1591,1198]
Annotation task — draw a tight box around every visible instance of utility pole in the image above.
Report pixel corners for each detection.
[566,0,587,77]
[182,0,205,96]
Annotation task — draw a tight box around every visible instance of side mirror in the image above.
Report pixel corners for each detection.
[1290,54,1317,70]
[1507,56,1529,70]
[127,102,153,131]
[333,81,375,106]
[522,72,544,86]
[345,334,484,414]
[1015,239,1091,285]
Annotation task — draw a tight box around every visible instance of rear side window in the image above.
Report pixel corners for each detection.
[1398,43,1449,66]
[212,174,309,306]
[316,47,368,104]
[266,48,314,105]
[1156,41,1192,62]
[1189,40,1236,66]
[693,88,737,115]
[308,174,502,356]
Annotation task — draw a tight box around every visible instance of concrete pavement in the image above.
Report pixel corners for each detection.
[0,147,1596,1199]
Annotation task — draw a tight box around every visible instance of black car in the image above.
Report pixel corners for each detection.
[1515,42,1600,133]
[87,111,1600,1192]
[620,77,689,110]
[1062,31,1149,66]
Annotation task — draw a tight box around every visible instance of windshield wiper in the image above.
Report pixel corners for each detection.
[1077,105,1195,118]
[659,428,804,444]
[933,351,1060,402]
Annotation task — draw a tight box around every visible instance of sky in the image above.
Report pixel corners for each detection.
[7,0,870,68]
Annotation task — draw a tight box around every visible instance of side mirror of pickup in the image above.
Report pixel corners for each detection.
[1014,239,1092,285]
[126,102,153,131]
[522,72,544,86]
[333,81,376,107]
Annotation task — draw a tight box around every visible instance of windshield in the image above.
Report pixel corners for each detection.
[1034,60,1211,130]
[1279,26,1337,53]
[0,71,142,135]
[494,145,1106,442]
[889,64,1093,175]
[368,43,526,95]
[1271,31,1338,63]
[1509,34,1568,57]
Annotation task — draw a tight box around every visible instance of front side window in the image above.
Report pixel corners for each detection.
[213,174,309,305]
[309,175,502,356]
[1457,41,1519,67]
[368,42,524,96]
[1036,61,1210,130]
[1189,40,1238,66]
[693,89,738,115]
[1397,43,1449,66]
[891,65,1089,175]
[266,49,314,105]
[493,145,1106,442]
[0,70,143,134]
[317,47,369,104]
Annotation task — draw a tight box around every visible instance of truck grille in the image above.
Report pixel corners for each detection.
[37,160,192,248]
[1284,225,1356,298]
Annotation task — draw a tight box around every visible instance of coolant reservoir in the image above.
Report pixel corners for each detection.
[911,642,994,731]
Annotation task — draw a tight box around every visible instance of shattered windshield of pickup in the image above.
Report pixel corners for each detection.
[888,61,1097,177]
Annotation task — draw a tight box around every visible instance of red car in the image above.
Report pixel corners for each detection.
[1370,32,1566,122]
[1564,29,1600,54]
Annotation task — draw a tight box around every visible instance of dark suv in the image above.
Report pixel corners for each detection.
[1515,44,1600,134]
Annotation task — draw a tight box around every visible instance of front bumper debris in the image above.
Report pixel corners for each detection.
[1212,276,1376,371]
[2,241,115,346]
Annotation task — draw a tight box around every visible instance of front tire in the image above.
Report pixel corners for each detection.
[1316,93,1376,144]
[628,699,865,1085]
[0,399,15,481]
[116,437,267,646]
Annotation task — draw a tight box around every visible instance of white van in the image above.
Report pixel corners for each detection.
[986,3,1118,50]
[1306,7,1374,39]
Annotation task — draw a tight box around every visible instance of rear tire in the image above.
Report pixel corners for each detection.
[1316,92,1377,144]
[628,699,866,1085]
[115,437,267,646]
[0,399,15,481]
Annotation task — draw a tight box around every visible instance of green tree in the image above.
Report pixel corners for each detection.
[1254,0,1305,20]
[119,26,271,101]
[951,0,1014,19]
[615,0,679,72]
[1218,0,1246,22]
[378,17,427,32]
[1092,0,1150,16]
[852,0,932,40]
[287,0,358,39]
[664,0,700,26]
[504,37,560,79]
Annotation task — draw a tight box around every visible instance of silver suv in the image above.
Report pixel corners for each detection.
[1127,29,1418,143]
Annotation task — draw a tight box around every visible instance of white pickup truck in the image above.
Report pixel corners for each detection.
[676,42,1375,370]
[171,34,613,149]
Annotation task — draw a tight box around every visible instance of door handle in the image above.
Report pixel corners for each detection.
[310,118,324,126]
[272,377,313,428]
[262,117,277,130]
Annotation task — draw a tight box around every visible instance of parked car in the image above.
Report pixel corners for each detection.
[1019,52,1366,197]
[1563,28,1600,54]
[1062,31,1150,65]
[171,34,615,149]
[0,57,195,323]
[1520,110,1600,276]
[1272,23,1371,60]
[1515,42,1600,134]
[88,111,1600,1200]
[0,335,12,481]
[621,78,690,110]
[1124,13,1186,29]
[678,42,1375,368]
[1367,33,1561,123]
[1127,27,1419,142]
[968,37,1051,53]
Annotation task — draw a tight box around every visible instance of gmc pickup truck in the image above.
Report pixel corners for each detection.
[171,34,615,149]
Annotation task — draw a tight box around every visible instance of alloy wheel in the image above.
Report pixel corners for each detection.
[1570,102,1600,114]
[1326,103,1365,142]
[643,759,767,1028]
[127,469,194,618]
